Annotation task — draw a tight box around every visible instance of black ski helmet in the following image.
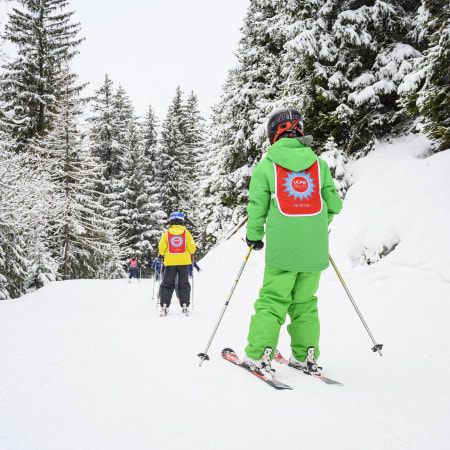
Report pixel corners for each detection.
[267,108,304,144]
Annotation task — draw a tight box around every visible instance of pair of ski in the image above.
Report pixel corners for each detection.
[221,348,343,390]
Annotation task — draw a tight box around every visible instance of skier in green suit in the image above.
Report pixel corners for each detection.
[243,108,343,377]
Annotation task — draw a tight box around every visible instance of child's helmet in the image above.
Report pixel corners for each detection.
[169,211,185,225]
[267,108,304,144]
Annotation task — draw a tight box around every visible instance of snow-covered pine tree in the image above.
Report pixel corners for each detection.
[111,84,134,182]
[319,136,350,198]
[0,139,57,298]
[0,0,87,296]
[39,69,122,280]
[0,97,27,299]
[88,78,132,224]
[137,104,166,268]
[89,74,115,180]
[88,79,164,273]
[159,86,188,218]
[182,91,205,243]
[280,0,340,140]
[117,117,145,258]
[0,0,83,149]
[399,0,450,151]
[283,0,423,154]
[107,84,135,255]
[198,0,283,250]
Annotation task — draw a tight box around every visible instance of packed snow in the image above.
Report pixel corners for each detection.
[1,134,449,449]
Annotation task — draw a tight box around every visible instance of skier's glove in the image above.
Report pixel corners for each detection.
[246,237,264,251]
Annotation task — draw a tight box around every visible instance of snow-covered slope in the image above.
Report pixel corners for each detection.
[1,134,449,450]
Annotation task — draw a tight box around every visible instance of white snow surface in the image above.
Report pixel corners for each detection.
[1,134,450,449]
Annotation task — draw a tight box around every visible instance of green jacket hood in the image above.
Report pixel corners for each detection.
[266,138,317,172]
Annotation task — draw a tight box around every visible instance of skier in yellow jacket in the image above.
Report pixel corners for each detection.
[158,211,196,315]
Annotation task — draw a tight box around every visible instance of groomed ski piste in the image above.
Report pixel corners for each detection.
[1,133,450,450]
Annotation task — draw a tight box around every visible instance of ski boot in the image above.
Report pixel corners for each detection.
[182,304,189,315]
[243,347,275,378]
[289,346,322,375]
[160,304,169,317]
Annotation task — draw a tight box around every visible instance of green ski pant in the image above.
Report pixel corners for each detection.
[245,265,321,361]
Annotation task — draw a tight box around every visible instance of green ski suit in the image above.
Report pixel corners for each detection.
[245,137,343,361]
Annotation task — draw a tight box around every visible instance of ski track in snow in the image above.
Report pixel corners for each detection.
[1,134,450,450]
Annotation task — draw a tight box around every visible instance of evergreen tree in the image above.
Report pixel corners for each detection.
[282,0,423,154]
[41,71,122,280]
[400,1,450,150]
[0,0,84,148]
[159,86,188,216]
[199,0,282,250]
[89,74,115,182]
[138,104,166,266]
[0,145,57,299]
[88,79,168,272]
[107,84,135,246]
[88,77,132,224]
[182,91,205,240]
[116,116,142,256]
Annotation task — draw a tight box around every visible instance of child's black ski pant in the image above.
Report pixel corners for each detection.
[160,265,191,307]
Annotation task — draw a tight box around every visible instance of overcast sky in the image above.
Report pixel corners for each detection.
[0,0,250,120]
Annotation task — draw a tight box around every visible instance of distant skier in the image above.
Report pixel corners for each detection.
[128,255,140,282]
[158,212,197,315]
[152,256,164,281]
[242,108,343,376]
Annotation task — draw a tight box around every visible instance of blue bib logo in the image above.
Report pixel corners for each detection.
[170,235,184,248]
[282,170,316,201]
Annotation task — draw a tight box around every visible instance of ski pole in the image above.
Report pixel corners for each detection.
[155,263,164,309]
[329,254,383,356]
[191,255,195,311]
[151,265,156,301]
[198,246,253,366]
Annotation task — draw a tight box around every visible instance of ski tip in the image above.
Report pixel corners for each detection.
[221,348,235,354]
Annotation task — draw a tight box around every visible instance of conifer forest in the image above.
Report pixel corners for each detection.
[1,0,449,299]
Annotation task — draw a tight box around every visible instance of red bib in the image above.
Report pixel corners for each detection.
[167,230,187,254]
[129,259,138,268]
[273,160,322,216]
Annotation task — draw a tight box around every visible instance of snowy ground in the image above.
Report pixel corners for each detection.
[1,134,450,450]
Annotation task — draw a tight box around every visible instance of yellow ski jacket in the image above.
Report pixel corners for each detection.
[158,225,196,266]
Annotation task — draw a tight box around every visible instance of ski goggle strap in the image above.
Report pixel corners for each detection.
[273,119,303,144]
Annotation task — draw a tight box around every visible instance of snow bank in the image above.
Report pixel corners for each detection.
[331,133,450,281]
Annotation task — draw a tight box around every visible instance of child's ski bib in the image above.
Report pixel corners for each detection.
[167,230,187,254]
[273,160,322,216]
